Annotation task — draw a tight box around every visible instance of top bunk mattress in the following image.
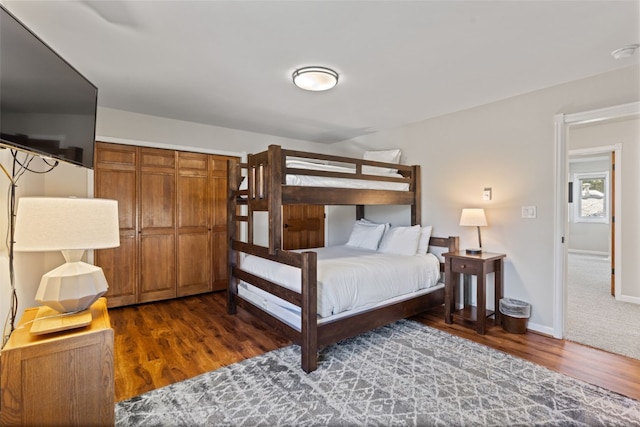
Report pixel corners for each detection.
[285,160,410,191]
[238,245,441,318]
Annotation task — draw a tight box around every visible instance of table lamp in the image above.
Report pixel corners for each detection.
[14,197,119,333]
[459,208,487,255]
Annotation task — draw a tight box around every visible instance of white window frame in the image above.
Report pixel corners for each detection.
[572,171,609,224]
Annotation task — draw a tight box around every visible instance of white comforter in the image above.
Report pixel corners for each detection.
[285,160,410,191]
[239,245,441,317]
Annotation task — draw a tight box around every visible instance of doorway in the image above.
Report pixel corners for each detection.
[553,101,639,340]
[565,150,615,351]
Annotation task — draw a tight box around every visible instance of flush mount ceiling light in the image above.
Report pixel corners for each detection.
[292,66,339,91]
[611,44,639,59]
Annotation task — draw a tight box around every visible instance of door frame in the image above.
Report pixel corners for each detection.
[552,101,639,339]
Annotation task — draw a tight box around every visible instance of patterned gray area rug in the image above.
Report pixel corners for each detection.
[116,320,640,426]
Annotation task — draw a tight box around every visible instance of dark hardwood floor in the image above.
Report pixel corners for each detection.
[110,292,640,403]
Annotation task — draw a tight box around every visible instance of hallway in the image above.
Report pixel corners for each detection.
[566,253,640,360]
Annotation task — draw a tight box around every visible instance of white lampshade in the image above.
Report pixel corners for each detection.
[14,197,120,314]
[459,208,488,254]
[14,197,120,252]
[459,208,488,227]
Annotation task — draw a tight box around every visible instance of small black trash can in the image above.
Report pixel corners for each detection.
[499,298,531,334]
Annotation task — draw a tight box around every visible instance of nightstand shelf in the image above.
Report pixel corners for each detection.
[444,251,506,334]
[452,305,494,324]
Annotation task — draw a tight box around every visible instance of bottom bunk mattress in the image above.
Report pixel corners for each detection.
[237,245,442,329]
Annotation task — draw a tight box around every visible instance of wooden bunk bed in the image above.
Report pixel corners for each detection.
[227,144,459,372]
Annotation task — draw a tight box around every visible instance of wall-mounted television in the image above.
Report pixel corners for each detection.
[0,5,97,169]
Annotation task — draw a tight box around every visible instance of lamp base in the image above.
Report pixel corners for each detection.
[29,306,92,335]
[36,261,108,313]
[465,248,483,255]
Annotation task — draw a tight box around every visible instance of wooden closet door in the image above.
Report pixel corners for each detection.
[210,157,230,291]
[282,205,325,250]
[177,152,212,296]
[94,142,138,308]
[138,148,177,303]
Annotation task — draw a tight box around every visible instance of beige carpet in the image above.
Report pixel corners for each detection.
[566,253,640,359]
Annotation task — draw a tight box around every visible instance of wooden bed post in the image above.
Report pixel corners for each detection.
[268,145,283,255]
[411,165,421,225]
[246,153,255,245]
[356,205,365,220]
[300,251,318,373]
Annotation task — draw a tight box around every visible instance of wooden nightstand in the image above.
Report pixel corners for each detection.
[444,251,506,334]
[0,298,114,426]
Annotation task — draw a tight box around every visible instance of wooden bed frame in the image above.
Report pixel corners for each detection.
[227,145,459,372]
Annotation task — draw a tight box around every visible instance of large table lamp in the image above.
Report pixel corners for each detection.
[459,208,487,255]
[14,197,119,333]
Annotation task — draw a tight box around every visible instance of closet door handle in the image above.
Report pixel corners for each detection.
[284,223,289,228]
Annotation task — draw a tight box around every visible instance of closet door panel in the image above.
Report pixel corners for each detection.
[139,234,176,302]
[140,173,175,229]
[210,157,229,291]
[177,152,211,296]
[96,169,136,230]
[138,148,176,302]
[94,142,138,307]
[95,235,137,307]
[178,174,209,228]
[177,233,211,296]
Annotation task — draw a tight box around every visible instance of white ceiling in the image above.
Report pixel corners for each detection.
[3,0,639,144]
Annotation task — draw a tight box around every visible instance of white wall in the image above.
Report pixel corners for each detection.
[568,116,640,299]
[336,64,640,334]
[95,107,348,157]
[0,151,37,344]
[0,150,89,344]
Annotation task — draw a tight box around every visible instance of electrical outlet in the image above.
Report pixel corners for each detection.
[483,187,492,201]
[522,206,537,218]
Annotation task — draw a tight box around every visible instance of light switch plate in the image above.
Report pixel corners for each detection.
[522,206,537,218]
[483,187,492,201]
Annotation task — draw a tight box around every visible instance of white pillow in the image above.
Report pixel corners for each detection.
[357,218,391,234]
[345,221,386,250]
[416,225,433,255]
[378,225,421,256]
[362,149,401,175]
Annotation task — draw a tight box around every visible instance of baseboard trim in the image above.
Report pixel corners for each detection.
[617,294,640,305]
[526,321,554,337]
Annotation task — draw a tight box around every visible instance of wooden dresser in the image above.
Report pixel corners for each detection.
[0,298,114,426]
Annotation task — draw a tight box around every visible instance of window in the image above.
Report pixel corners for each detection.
[572,171,609,223]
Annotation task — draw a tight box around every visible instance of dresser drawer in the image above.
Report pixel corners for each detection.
[450,257,482,275]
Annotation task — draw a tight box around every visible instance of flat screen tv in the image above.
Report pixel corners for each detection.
[0,5,97,169]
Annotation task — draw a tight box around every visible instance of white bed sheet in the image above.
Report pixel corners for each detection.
[238,245,441,318]
[285,160,410,191]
